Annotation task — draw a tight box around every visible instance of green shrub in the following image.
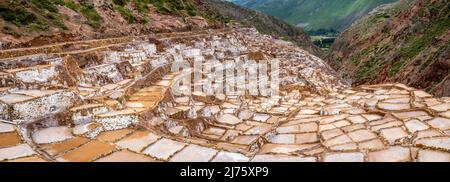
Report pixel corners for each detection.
[113,0,129,6]
[44,11,68,30]
[29,22,50,31]
[0,5,38,26]
[142,17,150,25]
[31,0,60,13]
[116,6,135,24]
[420,43,450,70]
[402,18,450,59]
[62,1,102,29]
[80,6,103,28]
[65,0,81,11]
[388,60,405,76]
[356,58,378,82]
[135,0,150,13]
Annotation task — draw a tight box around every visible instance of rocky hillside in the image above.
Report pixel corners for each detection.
[327,0,450,96]
[231,0,396,32]
[194,0,321,55]
[0,0,318,55]
[0,0,215,48]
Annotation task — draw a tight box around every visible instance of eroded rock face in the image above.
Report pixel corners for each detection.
[327,0,450,97]
[0,28,449,162]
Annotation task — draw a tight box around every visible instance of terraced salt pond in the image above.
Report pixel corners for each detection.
[0,28,449,162]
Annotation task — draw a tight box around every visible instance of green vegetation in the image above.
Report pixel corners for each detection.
[111,0,201,24]
[234,0,397,31]
[420,42,450,70]
[351,52,362,65]
[29,22,50,31]
[79,5,103,28]
[356,58,379,82]
[0,5,38,26]
[307,28,339,36]
[116,6,135,24]
[388,60,405,76]
[44,11,68,30]
[0,0,104,32]
[29,0,67,30]
[31,0,64,13]
[135,0,150,13]
[65,0,80,11]
[142,17,150,25]
[311,36,335,49]
[203,0,321,56]
[62,0,103,29]
[146,0,198,16]
[0,1,62,31]
[309,28,338,49]
[2,26,20,37]
[402,18,450,59]
[113,0,129,6]
[325,0,450,96]
[0,0,212,33]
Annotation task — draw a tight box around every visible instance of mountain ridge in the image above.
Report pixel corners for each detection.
[232,0,397,32]
[195,0,321,55]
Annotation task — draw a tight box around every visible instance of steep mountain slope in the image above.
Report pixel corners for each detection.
[232,0,396,32]
[0,0,214,48]
[0,0,318,56]
[327,0,450,96]
[194,0,321,55]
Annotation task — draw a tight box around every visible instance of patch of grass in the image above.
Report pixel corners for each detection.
[0,1,66,32]
[80,5,103,29]
[151,1,173,15]
[42,11,68,30]
[356,58,379,82]
[369,13,391,24]
[62,1,102,29]
[388,60,405,76]
[235,0,397,31]
[31,0,64,13]
[135,0,150,13]
[307,28,339,36]
[351,52,362,65]
[2,26,20,37]
[116,6,135,24]
[402,18,450,59]
[146,0,198,16]
[29,22,50,31]
[65,0,81,11]
[351,44,379,66]
[420,43,450,70]
[142,17,150,25]
[113,0,129,6]
[0,4,38,26]
[312,36,335,49]
[187,8,197,16]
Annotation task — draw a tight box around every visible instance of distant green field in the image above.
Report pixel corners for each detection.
[311,36,336,50]
[232,0,397,32]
